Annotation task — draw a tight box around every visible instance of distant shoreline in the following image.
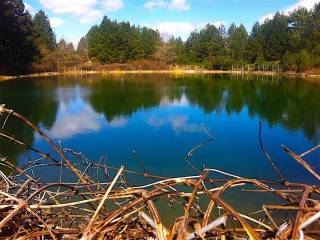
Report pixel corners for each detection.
[1,69,320,81]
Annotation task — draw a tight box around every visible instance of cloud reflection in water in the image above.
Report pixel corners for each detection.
[42,87,130,139]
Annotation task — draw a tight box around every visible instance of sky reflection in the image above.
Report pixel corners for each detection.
[0,74,319,186]
[43,88,199,140]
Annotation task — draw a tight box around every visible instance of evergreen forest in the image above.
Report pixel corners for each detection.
[1,0,320,74]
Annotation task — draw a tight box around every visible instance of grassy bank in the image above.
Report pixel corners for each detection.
[1,69,320,82]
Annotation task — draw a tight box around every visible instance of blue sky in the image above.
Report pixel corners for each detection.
[23,0,320,47]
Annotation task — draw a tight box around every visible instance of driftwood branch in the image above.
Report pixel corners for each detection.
[0,104,318,239]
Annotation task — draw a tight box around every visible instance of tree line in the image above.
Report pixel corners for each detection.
[166,3,320,72]
[1,0,320,74]
[0,0,86,74]
[87,17,160,63]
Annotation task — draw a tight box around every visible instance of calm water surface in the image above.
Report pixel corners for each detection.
[0,74,319,221]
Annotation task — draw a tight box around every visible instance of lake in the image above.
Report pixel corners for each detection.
[0,73,319,222]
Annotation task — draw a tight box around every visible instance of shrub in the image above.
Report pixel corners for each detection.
[296,50,313,72]
[281,52,297,71]
[213,55,233,70]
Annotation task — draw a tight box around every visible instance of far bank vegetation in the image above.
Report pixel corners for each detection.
[1,0,320,75]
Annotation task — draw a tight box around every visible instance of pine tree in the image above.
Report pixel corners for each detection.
[311,3,320,65]
[261,12,289,61]
[33,10,56,50]
[248,22,264,63]
[228,23,248,63]
[77,37,88,57]
[288,7,313,52]
[0,0,38,73]
[141,27,161,59]
[87,16,159,63]
[185,24,224,67]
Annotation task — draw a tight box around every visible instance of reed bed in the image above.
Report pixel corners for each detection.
[0,104,319,239]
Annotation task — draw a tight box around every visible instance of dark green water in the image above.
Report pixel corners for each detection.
[0,74,319,222]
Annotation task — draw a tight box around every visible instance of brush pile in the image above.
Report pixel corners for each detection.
[0,104,319,240]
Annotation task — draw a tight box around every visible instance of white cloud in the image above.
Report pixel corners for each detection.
[39,0,96,16]
[39,0,123,24]
[147,115,201,134]
[109,116,128,128]
[259,13,275,23]
[160,95,189,107]
[80,9,102,23]
[285,0,319,14]
[147,20,226,40]
[143,0,190,11]
[169,0,190,11]
[24,2,36,15]
[49,104,105,139]
[50,17,65,27]
[212,21,226,28]
[151,21,195,39]
[144,0,167,10]
[103,0,124,12]
[259,0,320,23]
[42,87,107,139]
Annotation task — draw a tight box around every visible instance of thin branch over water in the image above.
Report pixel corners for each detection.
[0,104,319,239]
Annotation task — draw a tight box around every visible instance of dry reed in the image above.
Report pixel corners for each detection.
[0,104,319,239]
